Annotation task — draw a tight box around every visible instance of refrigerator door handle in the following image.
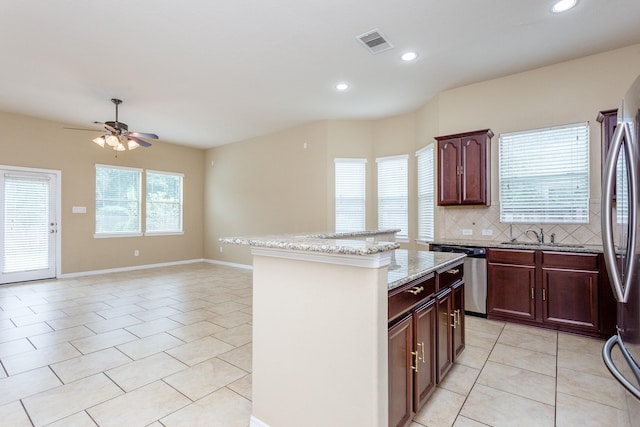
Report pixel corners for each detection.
[603,333,640,399]
[602,122,637,303]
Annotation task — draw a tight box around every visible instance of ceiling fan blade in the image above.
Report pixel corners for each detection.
[64,127,103,132]
[127,136,152,147]
[93,121,118,133]
[128,131,159,139]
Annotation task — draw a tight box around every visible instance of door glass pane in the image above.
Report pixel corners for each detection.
[3,175,50,273]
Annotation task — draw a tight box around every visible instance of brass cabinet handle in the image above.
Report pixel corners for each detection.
[455,309,461,326]
[531,287,534,300]
[411,351,419,372]
[406,286,424,295]
[418,342,426,364]
[450,312,457,328]
[446,268,460,275]
[543,288,546,301]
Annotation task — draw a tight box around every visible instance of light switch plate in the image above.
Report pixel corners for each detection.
[462,229,473,236]
[72,206,87,214]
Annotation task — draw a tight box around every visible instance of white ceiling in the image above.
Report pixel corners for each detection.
[2,0,640,149]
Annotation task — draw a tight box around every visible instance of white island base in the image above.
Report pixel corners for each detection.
[249,247,393,427]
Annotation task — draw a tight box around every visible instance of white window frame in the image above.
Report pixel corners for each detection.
[416,145,435,242]
[499,122,590,224]
[377,154,409,240]
[334,158,367,233]
[95,164,142,237]
[145,170,184,236]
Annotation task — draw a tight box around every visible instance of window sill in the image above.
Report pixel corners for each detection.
[144,231,184,237]
[94,232,143,239]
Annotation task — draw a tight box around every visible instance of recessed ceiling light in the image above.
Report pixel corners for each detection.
[401,51,418,62]
[335,83,350,91]
[552,0,577,13]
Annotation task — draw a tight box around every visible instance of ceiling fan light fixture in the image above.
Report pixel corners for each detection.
[92,136,106,147]
[106,134,120,147]
[114,142,126,152]
[127,139,140,150]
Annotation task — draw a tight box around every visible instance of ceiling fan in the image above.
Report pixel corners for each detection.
[66,98,159,151]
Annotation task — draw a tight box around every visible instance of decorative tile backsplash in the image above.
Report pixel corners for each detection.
[437,199,602,245]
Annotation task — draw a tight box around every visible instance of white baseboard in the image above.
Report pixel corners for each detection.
[58,258,206,279]
[205,258,253,270]
[249,415,270,427]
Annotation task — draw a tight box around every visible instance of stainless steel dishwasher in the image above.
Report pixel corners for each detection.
[431,244,487,316]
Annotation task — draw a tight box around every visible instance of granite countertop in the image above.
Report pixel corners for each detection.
[432,239,603,254]
[388,250,465,291]
[220,233,400,256]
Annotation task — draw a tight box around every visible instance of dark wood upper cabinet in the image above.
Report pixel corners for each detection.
[435,129,493,206]
[598,109,618,200]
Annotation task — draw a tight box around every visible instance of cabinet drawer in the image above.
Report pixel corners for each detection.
[436,262,463,291]
[389,273,436,322]
[541,251,599,270]
[487,248,535,265]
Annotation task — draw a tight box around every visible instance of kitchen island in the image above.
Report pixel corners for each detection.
[220,232,464,427]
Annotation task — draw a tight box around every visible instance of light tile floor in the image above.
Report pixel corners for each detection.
[0,263,634,426]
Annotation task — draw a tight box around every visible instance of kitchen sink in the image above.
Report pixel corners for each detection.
[500,241,584,248]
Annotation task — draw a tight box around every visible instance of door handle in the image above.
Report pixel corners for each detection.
[602,122,637,303]
[603,333,640,399]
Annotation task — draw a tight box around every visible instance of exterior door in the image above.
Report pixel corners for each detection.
[1,168,58,284]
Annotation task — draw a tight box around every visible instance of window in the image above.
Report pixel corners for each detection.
[95,165,141,235]
[146,171,184,234]
[416,145,435,241]
[499,122,589,223]
[377,155,408,238]
[335,159,366,232]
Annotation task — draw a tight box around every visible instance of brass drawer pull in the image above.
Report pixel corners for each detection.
[446,268,460,275]
[418,341,426,364]
[411,351,419,372]
[406,286,424,295]
[450,312,457,328]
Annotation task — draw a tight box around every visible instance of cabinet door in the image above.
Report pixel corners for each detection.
[452,281,465,360]
[388,315,413,427]
[436,289,453,382]
[461,135,488,205]
[413,300,436,411]
[437,138,461,205]
[487,263,536,321]
[542,267,599,331]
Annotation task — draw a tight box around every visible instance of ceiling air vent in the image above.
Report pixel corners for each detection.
[356,29,394,54]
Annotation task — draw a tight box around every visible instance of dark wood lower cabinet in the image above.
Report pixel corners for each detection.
[413,300,436,411]
[388,260,465,427]
[487,248,615,337]
[436,288,453,382]
[388,314,413,427]
[452,281,465,360]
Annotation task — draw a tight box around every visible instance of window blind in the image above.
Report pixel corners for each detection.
[146,170,184,233]
[95,165,141,234]
[499,122,589,223]
[335,159,366,232]
[3,175,50,273]
[377,155,408,237]
[416,145,435,241]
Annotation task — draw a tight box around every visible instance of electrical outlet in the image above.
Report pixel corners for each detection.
[462,229,473,236]
[134,250,139,256]
[219,246,224,253]
[482,229,493,236]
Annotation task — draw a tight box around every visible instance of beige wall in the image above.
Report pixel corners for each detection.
[205,121,330,265]
[210,43,640,264]
[0,111,205,274]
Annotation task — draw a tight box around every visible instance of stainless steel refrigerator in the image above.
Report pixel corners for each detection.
[602,73,640,419]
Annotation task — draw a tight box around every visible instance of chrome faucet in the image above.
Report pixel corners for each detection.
[525,228,544,244]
